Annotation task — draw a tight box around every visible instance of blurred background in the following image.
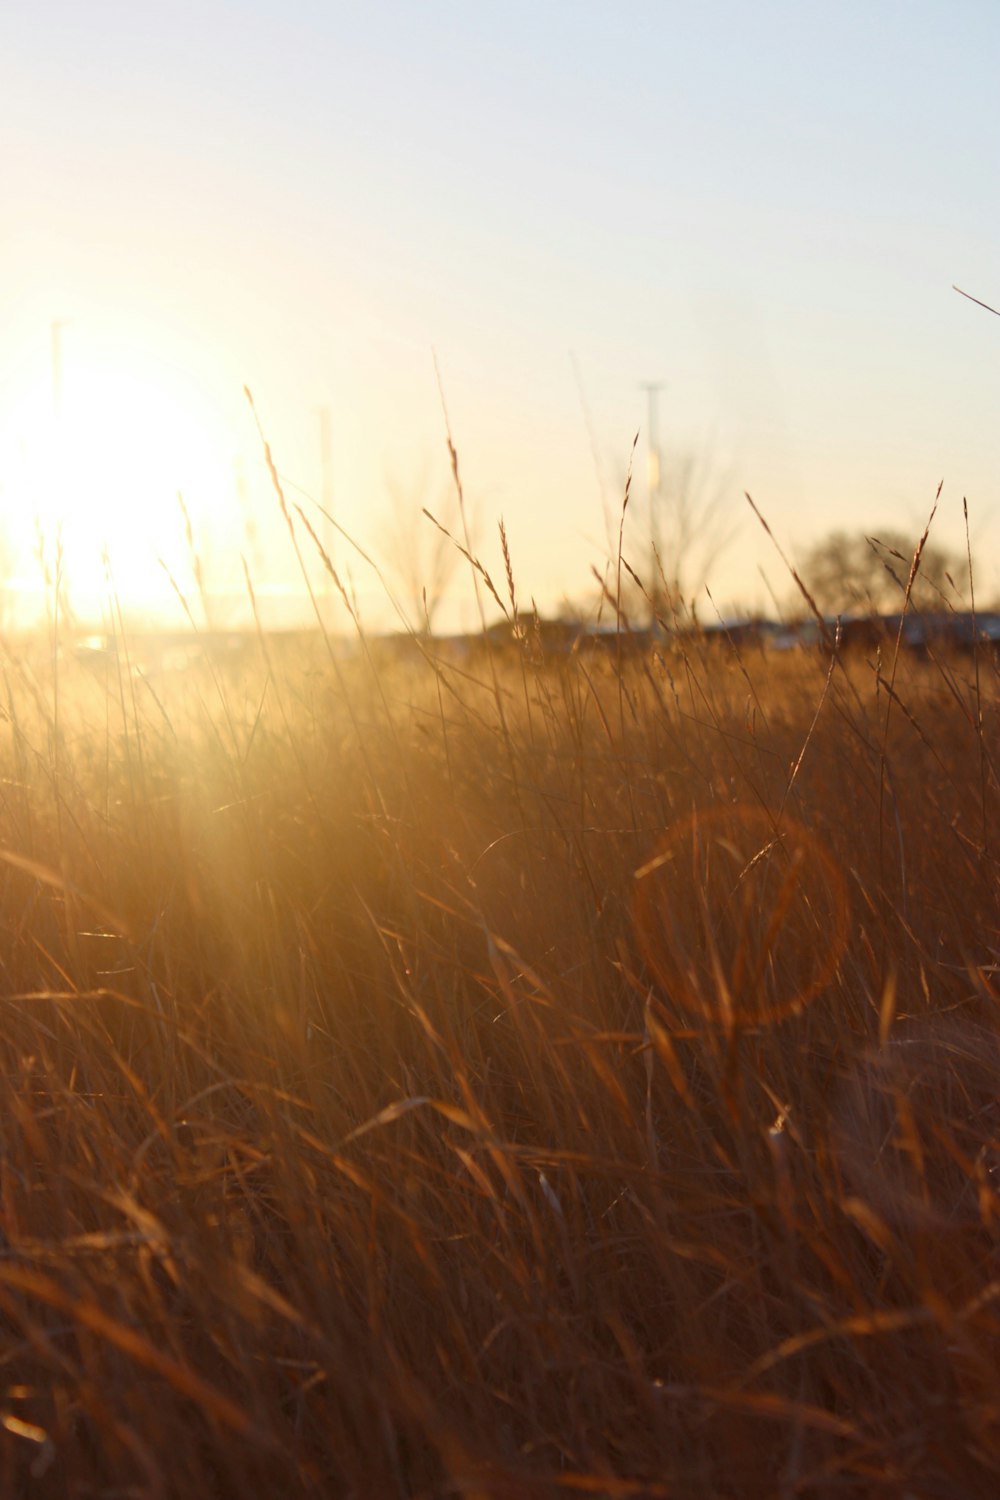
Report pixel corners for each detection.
[1,0,997,631]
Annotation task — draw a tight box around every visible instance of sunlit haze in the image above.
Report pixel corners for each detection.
[2,1,998,630]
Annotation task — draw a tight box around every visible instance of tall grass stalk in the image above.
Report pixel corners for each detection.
[0,482,998,1496]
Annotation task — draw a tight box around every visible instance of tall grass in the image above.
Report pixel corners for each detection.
[0,526,999,1497]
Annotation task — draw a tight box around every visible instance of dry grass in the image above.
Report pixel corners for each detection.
[0,595,999,1498]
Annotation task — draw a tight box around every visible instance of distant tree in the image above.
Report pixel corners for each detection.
[605,443,735,626]
[649,446,735,611]
[383,466,464,633]
[798,527,966,616]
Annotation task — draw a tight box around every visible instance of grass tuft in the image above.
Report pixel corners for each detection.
[0,497,999,1496]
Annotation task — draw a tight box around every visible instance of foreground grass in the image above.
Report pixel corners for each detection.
[0,619,999,1498]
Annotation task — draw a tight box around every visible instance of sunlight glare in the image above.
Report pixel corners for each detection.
[0,338,242,626]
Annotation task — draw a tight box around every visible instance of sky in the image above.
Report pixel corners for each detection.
[1,0,998,630]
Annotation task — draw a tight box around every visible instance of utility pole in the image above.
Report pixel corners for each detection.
[639,380,665,605]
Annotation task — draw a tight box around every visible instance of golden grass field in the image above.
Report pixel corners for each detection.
[1,589,999,1497]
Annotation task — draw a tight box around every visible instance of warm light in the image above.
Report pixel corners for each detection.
[0,334,242,625]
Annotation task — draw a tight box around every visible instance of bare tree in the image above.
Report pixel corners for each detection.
[650,445,736,611]
[798,528,966,616]
[382,466,464,633]
[608,442,736,625]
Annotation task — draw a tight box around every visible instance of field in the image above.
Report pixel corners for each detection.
[1,594,999,1498]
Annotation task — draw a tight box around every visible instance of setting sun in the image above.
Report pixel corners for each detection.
[0,329,243,625]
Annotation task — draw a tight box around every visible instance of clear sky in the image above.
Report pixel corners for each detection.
[1,0,998,628]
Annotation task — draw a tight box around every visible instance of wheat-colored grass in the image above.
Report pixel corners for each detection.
[0,572,998,1496]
